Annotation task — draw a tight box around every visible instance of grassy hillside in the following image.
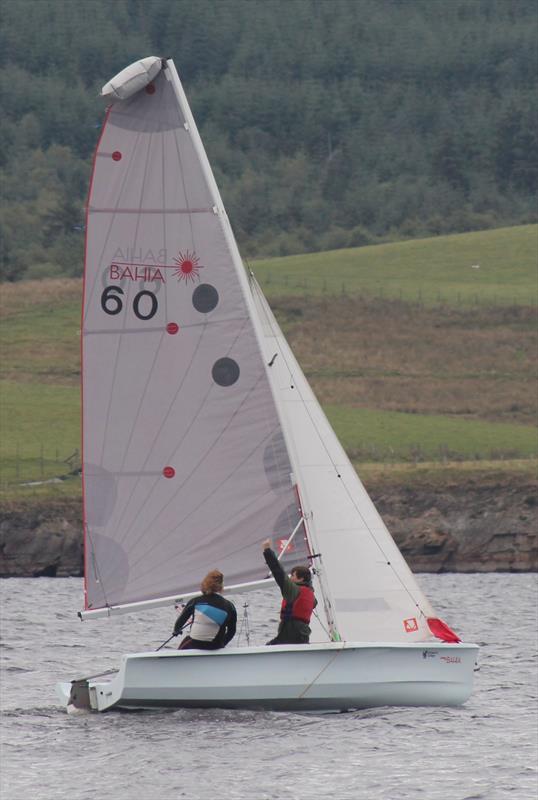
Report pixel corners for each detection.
[326,406,537,462]
[254,225,538,305]
[1,226,536,495]
[0,381,79,485]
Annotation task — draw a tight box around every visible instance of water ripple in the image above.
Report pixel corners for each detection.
[0,574,537,800]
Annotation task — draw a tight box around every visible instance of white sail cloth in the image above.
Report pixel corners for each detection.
[251,283,436,643]
[82,62,308,612]
[83,57,436,644]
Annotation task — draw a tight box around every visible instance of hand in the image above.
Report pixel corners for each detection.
[262,538,272,550]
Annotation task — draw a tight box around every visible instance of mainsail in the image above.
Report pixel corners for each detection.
[81,59,308,614]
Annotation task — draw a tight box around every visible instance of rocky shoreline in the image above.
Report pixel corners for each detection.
[0,478,536,577]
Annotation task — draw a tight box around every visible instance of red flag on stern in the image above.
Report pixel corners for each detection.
[427,617,461,643]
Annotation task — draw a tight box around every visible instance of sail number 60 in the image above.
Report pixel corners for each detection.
[101,286,158,321]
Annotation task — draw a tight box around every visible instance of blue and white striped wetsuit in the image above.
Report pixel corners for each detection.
[173,593,237,649]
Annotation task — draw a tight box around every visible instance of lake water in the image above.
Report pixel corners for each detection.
[0,574,536,800]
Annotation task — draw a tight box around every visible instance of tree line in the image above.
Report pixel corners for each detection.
[0,0,536,280]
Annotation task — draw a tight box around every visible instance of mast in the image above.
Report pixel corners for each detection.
[165,61,339,639]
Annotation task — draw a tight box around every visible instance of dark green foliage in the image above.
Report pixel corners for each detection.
[1,0,536,279]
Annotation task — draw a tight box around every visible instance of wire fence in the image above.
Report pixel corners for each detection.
[347,443,531,465]
[1,442,532,490]
[1,446,81,488]
[256,274,535,308]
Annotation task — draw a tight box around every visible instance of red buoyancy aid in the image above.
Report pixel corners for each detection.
[280,585,315,624]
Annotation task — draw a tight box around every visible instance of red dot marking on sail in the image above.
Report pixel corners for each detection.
[163,466,176,479]
[166,323,179,335]
[146,84,156,94]
[180,260,193,274]
[112,151,122,161]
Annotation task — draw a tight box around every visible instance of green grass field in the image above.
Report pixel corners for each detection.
[0,225,536,496]
[253,225,538,306]
[0,381,80,485]
[325,405,538,462]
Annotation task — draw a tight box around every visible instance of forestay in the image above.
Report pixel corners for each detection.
[82,60,309,614]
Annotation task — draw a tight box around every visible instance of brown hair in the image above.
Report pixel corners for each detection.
[201,570,224,594]
[291,565,311,583]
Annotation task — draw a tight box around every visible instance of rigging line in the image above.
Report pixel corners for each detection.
[85,527,111,610]
[252,276,341,474]
[135,469,296,584]
[250,277,428,616]
[96,132,155,469]
[116,313,252,548]
[238,271,302,534]
[130,479,280,590]
[312,608,331,639]
[170,100,196,250]
[114,325,207,543]
[276,516,305,561]
[134,480,304,591]
[83,124,144,327]
[297,646,345,700]
[126,365,268,568]
[134,506,304,601]
[254,275,425,612]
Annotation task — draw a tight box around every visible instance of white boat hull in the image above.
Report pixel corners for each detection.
[56,641,478,713]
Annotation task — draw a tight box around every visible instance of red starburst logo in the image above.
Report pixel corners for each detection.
[173,250,204,283]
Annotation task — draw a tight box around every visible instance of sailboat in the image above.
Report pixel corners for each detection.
[56,57,478,713]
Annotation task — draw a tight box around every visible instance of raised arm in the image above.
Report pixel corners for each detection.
[262,541,299,602]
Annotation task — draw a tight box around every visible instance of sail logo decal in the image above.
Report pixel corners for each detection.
[403,617,419,633]
[110,263,165,282]
[173,250,204,283]
[277,537,296,554]
[106,249,205,284]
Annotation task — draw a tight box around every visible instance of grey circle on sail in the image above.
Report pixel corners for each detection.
[212,358,240,386]
[192,284,219,313]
